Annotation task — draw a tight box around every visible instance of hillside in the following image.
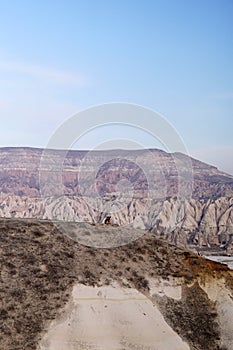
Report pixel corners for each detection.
[0,218,233,349]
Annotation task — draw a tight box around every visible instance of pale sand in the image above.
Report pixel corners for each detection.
[199,276,233,350]
[38,282,190,350]
[149,277,182,300]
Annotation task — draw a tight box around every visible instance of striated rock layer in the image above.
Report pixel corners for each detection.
[0,147,233,199]
[0,193,232,253]
[0,147,233,253]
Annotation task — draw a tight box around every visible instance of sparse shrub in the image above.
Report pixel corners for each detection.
[32,230,44,237]
[83,269,94,280]
[0,308,8,319]
[134,275,149,290]
[136,246,146,255]
[27,255,36,264]
[87,249,96,256]
[10,288,24,298]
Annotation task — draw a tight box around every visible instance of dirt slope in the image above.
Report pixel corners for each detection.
[0,218,232,349]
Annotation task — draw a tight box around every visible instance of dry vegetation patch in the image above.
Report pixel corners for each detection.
[0,219,232,349]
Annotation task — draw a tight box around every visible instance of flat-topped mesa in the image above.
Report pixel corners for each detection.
[0,147,233,198]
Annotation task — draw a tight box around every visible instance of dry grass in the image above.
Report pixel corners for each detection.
[0,218,232,349]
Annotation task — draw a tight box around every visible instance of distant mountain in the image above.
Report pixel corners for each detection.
[0,147,233,253]
[0,146,233,198]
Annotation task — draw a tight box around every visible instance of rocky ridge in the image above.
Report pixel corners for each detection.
[0,194,232,253]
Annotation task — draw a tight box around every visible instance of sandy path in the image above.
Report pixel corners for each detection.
[38,283,190,350]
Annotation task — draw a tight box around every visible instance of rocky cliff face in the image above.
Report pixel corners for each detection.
[1,147,233,199]
[0,147,233,253]
[0,194,232,253]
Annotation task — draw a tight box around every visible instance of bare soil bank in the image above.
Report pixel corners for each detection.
[0,218,232,350]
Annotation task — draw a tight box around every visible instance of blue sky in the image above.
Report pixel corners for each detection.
[0,0,233,173]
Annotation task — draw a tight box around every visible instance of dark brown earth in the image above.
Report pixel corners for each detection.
[0,218,232,350]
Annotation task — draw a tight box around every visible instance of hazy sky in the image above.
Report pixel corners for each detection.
[0,0,233,173]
